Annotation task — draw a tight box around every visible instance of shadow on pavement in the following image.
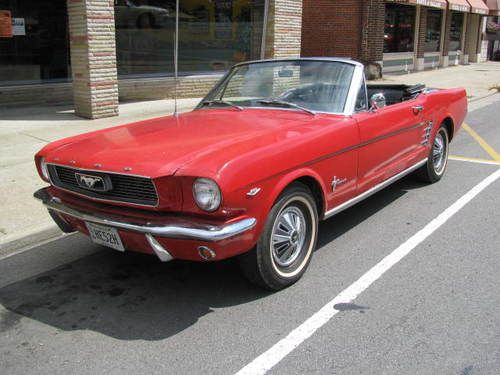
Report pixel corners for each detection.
[317,175,422,248]
[0,175,423,341]
[0,105,81,122]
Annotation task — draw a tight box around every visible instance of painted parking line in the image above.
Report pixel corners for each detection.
[235,168,500,375]
[449,156,500,166]
[461,123,500,162]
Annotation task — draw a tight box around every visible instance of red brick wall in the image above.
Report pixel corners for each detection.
[360,0,385,62]
[301,0,363,59]
[301,0,384,63]
[416,7,428,58]
[441,10,452,56]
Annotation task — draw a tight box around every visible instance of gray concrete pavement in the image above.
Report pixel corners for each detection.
[0,91,498,374]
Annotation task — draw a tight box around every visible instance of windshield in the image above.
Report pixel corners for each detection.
[202,60,355,114]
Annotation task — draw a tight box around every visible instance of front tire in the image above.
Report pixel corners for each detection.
[416,124,449,183]
[239,183,318,290]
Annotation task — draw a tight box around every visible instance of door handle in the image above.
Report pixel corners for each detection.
[412,105,424,114]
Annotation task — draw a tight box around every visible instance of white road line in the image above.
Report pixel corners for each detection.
[236,168,500,375]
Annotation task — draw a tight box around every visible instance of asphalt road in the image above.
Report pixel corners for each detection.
[0,98,499,375]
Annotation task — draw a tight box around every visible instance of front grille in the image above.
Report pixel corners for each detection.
[48,165,158,206]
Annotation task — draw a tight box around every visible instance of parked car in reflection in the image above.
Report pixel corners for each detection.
[34,58,467,290]
[114,0,191,29]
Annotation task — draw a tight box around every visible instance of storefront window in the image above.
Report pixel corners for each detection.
[115,0,265,77]
[0,0,70,85]
[425,9,442,53]
[384,3,416,53]
[449,12,464,52]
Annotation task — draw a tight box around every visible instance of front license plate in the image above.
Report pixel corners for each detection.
[85,222,125,252]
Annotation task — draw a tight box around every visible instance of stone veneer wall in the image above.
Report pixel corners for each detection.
[67,0,119,119]
[264,0,303,58]
[118,75,223,102]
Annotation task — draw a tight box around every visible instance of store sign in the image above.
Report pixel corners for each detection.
[386,0,446,7]
[0,10,13,38]
[408,0,446,9]
[426,0,447,9]
[449,4,470,13]
[12,17,25,35]
[471,8,489,15]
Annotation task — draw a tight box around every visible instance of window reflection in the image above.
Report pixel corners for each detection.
[384,3,416,53]
[425,9,442,53]
[449,12,464,52]
[115,0,265,77]
[0,0,70,85]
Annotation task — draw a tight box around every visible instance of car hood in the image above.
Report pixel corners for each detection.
[43,108,340,178]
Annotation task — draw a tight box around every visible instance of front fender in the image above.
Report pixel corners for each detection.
[233,169,328,243]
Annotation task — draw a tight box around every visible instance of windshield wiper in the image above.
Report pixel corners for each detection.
[256,98,316,116]
[201,99,243,111]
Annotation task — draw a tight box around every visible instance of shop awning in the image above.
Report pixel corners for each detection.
[447,0,471,12]
[467,0,490,14]
[484,0,500,15]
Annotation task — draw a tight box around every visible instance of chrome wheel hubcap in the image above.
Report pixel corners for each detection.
[272,206,307,267]
[432,132,446,174]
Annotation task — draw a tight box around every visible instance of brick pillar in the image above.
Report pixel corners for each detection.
[67,0,118,119]
[415,6,427,71]
[440,10,452,67]
[478,16,488,62]
[264,0,303,58]
[460,13,469,64]
[465,13,480,62]
[360,0,385,65]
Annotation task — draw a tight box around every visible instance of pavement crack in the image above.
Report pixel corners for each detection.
[20,132,50,143]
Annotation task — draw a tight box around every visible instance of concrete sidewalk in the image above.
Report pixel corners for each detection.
[383,61,500,102]
[0,62,499,255]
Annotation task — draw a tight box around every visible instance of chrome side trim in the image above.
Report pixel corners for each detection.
[34,188,257,242]
[323,158,428,219]
[145,234,174,262]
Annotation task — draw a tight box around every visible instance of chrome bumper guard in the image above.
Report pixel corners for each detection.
[34,188,257,242]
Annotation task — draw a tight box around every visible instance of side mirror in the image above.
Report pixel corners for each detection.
[369,93,386,111]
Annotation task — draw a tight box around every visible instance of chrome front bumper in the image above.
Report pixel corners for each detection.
[34,188,257,242]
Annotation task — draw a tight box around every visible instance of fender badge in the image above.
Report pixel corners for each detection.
[247,187,261,197]
[331,176,347,191]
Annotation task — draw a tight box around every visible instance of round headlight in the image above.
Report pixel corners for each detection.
[40,157,50,181]
[192,178,221,212]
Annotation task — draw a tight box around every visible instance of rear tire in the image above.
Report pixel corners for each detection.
[416,124,449,183]
[238,183,318,290]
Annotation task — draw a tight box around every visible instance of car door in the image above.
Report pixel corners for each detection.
[353,92,427,193]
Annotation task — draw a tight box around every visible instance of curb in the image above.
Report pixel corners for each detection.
[0,224,63,259]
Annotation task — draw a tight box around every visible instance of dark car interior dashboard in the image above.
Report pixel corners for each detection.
[367,84,427,106]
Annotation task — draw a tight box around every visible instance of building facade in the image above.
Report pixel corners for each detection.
[484,1,500,59]
[0,0,496,117]
[302,0,492,72]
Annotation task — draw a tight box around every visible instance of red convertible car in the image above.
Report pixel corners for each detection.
[34,58,467,290]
